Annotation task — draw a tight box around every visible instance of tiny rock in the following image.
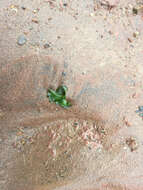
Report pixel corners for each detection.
[82,71,86,75]
[63,3,68,7]
[21,6,26,10]
[132,7,138,15]
[33,8,40,13]
[62,71,66,76]
[44,43,50,48]
[17,35,27,46]
[133,31,139,38]
[32,19,39,24]
[128,38,132,43]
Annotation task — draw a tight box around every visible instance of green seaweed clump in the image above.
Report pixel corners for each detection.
[47,85,71,108]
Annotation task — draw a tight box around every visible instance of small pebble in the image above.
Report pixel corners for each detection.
[44,43,50,48]
[128,38,132,43]
[132,7,138,15]
[63,3,68,7]
[75,27,79,30]
[62,71,66,76]
[17,35,27,46]
[33,8,39,13]
[32,19,39,24]
[133,31,139,38]
[33,9,37,13]
[82,71,86,75]
[48,17,52,21]
[21,6,26,10]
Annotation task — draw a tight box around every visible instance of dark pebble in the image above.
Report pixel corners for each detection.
[21,6,26,10]
[128,38,132,43]
[32,19,39,24]
[132,7,138,15]
[63,3,68,6]
[44,43,50,49]
[62,71,66,76]
[57,36,61,39]
[17,35,27,46]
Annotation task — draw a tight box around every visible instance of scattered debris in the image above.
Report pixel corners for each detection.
[17,35,27,46]
[12,129,36,150]
[108,30,113,35]
[126,137,138,152]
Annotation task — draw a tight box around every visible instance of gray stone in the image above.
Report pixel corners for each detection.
[17,35,27,46]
